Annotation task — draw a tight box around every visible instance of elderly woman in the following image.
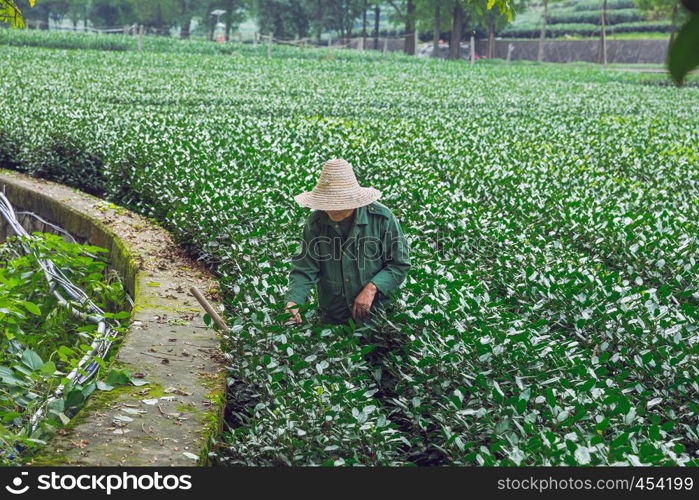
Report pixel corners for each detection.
[285,158,411,326]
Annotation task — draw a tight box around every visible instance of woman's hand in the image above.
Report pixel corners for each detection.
[285,301,302,325]
[353,282,377,321]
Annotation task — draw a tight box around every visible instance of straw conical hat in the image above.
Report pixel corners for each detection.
[294,158,381,211]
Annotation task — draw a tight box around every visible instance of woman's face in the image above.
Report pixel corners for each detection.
[325,209,355,222]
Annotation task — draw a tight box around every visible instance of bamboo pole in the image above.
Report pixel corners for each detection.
[190,287,230,333]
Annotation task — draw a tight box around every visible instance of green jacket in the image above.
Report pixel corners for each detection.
[285,202,411,324]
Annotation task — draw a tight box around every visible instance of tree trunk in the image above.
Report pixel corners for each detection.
[374,6,380,50]
[155,2,163,35]
[598,0,607,65]
[669,2,679,46]
[361,0,368,48]
[338,16,346,44]
[537,0,548,62]
[225,1,236,42]
[180,16,191,38]
[432,3,440,57]
[314,0,322,43]
[487,14,495,59]
[341,0,351,45]
[405,0,416,55]
[449,1,464,60]
[208,11,216,41]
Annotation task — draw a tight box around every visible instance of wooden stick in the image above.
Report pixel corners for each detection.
[190,287,230,333]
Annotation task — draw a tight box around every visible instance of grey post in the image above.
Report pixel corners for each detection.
[138,24,144,51]
[470,33,475,64]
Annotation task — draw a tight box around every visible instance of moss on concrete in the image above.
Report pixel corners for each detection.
[197,367,228,465]
[196,391,226,466]
[132,299,201,314]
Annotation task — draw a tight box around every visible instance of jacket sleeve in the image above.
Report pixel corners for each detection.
[284,219,320,304]
[369,213,411,298]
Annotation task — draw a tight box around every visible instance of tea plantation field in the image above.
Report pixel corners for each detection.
[0,39,697,466]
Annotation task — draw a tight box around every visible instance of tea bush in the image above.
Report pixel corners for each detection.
[0,37,696,466]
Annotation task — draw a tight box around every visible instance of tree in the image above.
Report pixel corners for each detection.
[324,0,364,43]
[0,0,35,28]
[372,0,380,48]
[23,0,50,28]
[633,0,696,84]
[432,0,442,56]
[221,0,246,40]
[89,0,135,28]
[467,0,520,58]
[203,1,217,40]
[311,0,325,44]
[442,0,513,60]
[65,0,88,28]
[412,0,447,56]
[255,0,311,39]
[361,0,367,46]
[598,0,608,65]
[127,0,181,35]
[176,0,194,38]
[537,0,548,62]
[667,1,699,85]
[405,0,416,53]
[536,0,562,63]
[449,0,465,58]
[386,0,417,54]
[635,0,679,19]
[634,0,687,44]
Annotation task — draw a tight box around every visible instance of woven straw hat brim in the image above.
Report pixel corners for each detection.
[294,187,381,211]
